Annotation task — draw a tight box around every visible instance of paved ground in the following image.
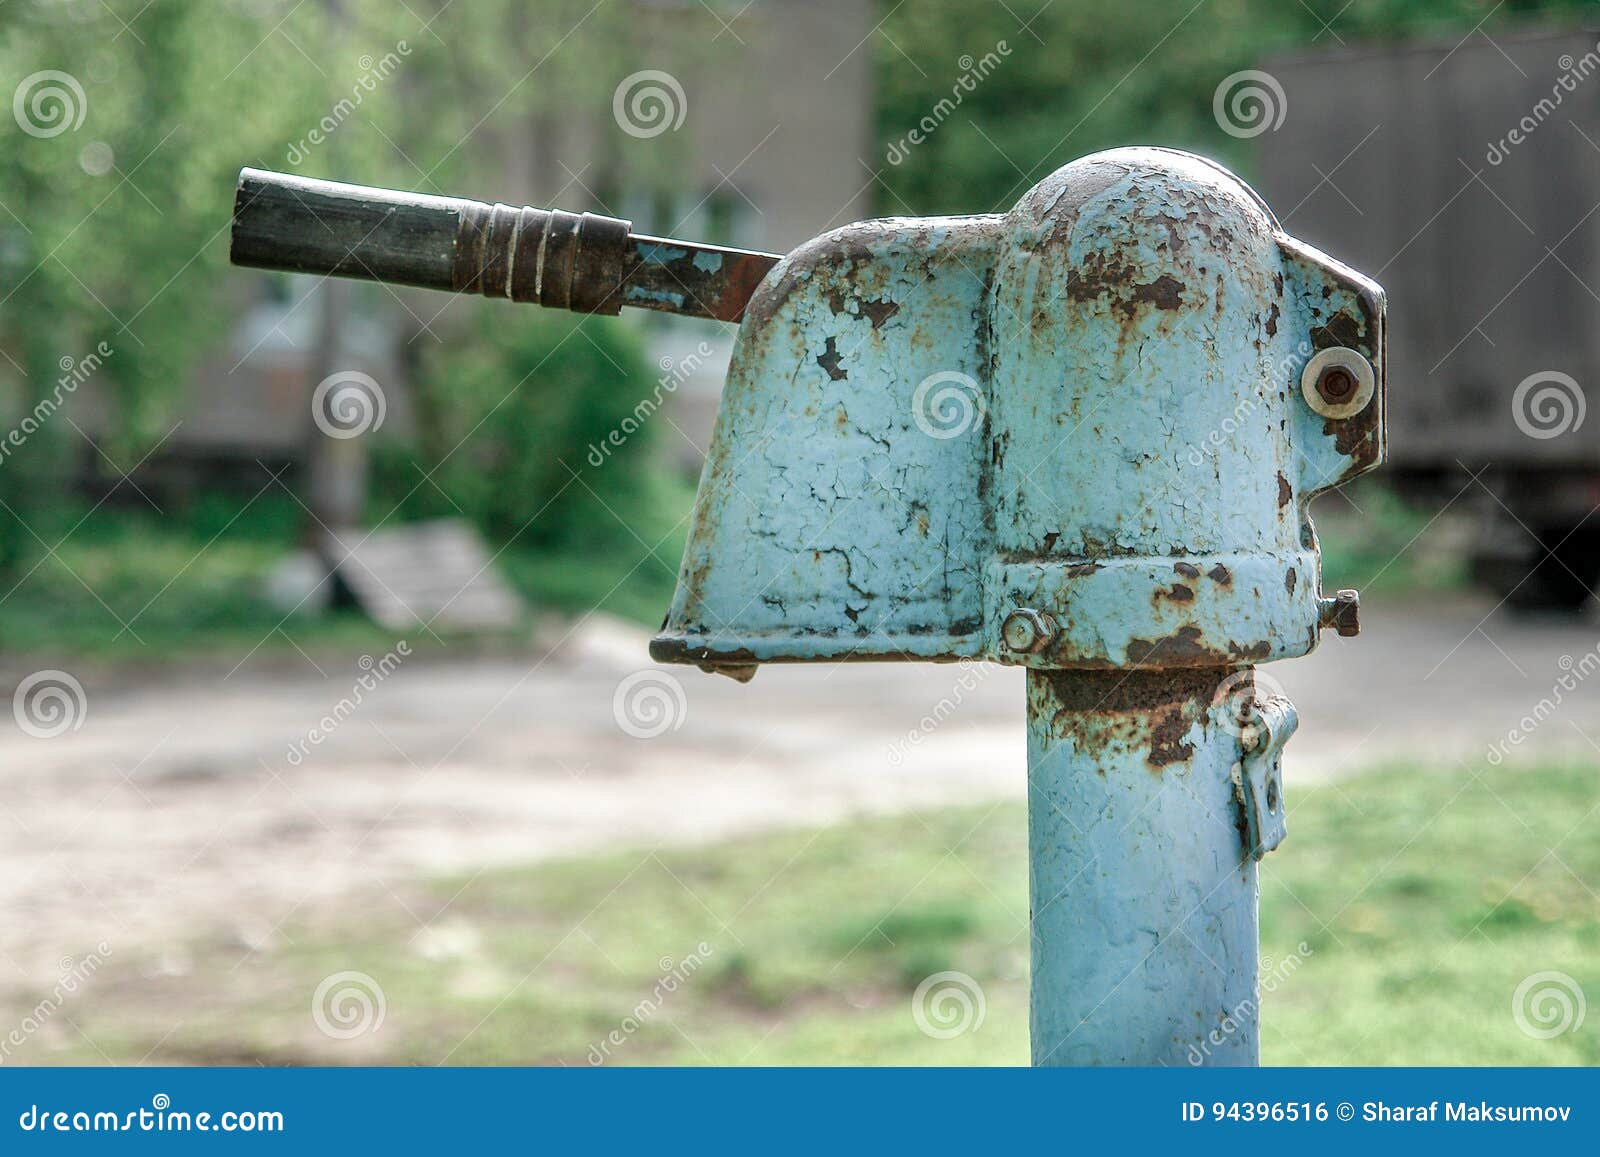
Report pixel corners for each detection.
[2,594,1597,987]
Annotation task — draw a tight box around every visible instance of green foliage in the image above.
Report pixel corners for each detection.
[0,0,720,584]
[0,1,342,579]
[1316,479,1470,594]
[371,306,679,554]
[333,0,712,201]
[0,490,684,659]
[0,494,386,657]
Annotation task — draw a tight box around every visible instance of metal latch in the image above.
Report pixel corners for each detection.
[1231,693,1298,860]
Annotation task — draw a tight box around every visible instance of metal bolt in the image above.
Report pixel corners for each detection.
[1315,366,1357,405]
[1317,588,1360,637]
[1002,608,1057,654]
[1300,347,1375,419]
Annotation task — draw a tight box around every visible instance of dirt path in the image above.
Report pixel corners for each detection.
[2,596,1597,987]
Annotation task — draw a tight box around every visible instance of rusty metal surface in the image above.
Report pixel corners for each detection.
[650,211,1004,671]
[230,168,780,322]
[1027,667,1260,1065]
[651,147,1386,675]
[621,236,780,323]
[1234,692,1298,861]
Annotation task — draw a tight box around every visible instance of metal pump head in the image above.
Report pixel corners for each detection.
[228,150,1384,681]
[652,147,1384,677]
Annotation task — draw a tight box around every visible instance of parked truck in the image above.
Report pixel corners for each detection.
[1258,26,1600,608]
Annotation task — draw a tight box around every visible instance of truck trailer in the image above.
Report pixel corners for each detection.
[1259,25,1600,608]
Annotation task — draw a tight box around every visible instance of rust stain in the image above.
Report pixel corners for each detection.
[1326,411,1380,468]
[824,287,901,331]
[1277,471,1292,509]
[1063,255,1186,323]
[1155,583,1195,605]
[1032,668,1231,772]
[860,297,900,329]
[1207,563,1231,585]
[817,336,847,381]
[1131,273,1185,311]
[1149,708,1195,768]
[1124,625,1272,667]
[1312,309,1364,350]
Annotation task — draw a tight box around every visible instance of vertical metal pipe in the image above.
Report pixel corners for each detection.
[1027,667,1259,1066]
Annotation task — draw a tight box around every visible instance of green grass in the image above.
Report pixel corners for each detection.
[1314,481,1467,597]
[0,496,685,662]
[0,473,1443,664]
[22,758,1599,1067]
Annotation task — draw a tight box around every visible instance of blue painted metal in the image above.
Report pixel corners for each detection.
[1027,668,1262,1066]
[650,148,1383,672]
[650,147,1386,1067]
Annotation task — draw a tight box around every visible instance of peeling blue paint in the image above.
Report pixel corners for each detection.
[636,243,690,266]
[622,284,687,309]
[653,147,1384,672]
[1028,668,1259,1065]
[692,250,724,274]
[649,146,1385,1068]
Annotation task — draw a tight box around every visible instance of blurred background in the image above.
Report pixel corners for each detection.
[0,0,1597,1066]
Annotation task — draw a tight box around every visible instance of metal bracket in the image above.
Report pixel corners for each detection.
[1230,694,1298,860]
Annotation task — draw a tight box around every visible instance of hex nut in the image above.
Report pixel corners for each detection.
[1318,588,1360,637]
[1001,608,1056,654]
[1301,347,1375,420]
